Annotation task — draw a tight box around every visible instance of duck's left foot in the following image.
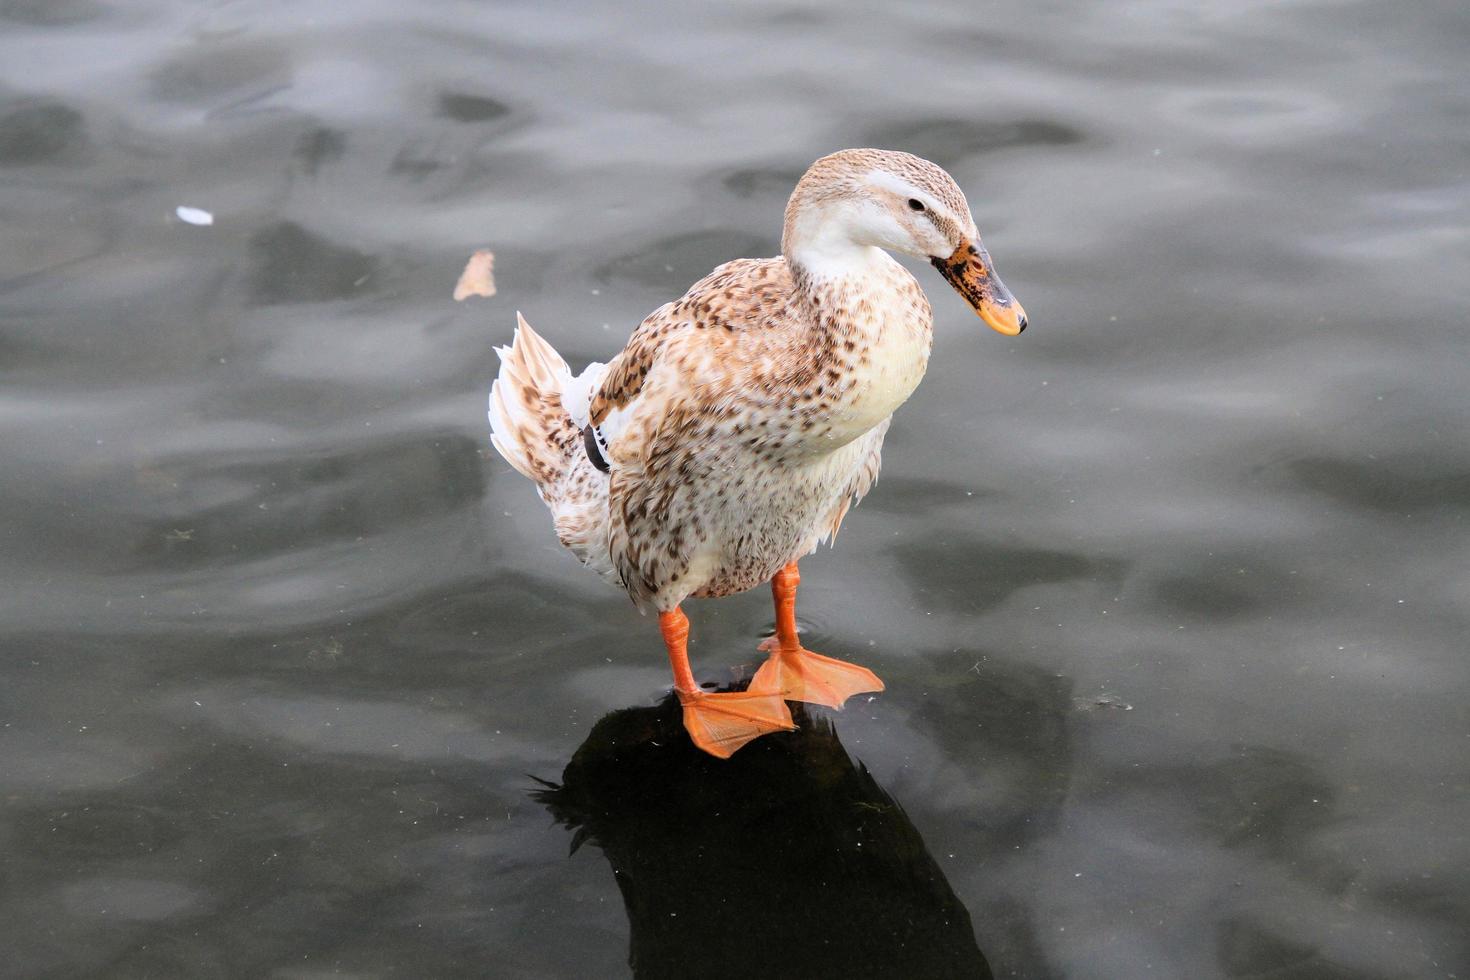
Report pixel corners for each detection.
[751,646,884,710]
[678,688,796,759]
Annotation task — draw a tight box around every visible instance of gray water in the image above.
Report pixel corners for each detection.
[3,1,1468,976]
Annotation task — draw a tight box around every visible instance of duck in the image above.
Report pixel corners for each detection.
[488,148,1026,758]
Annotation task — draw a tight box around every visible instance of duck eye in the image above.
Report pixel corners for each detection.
[907,198,925,212]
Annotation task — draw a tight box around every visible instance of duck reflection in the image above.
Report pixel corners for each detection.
[534,692,992,980]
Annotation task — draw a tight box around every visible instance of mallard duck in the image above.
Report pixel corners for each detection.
[489,148,1025,758]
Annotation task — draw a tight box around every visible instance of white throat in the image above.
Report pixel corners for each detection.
[784,200,893,283]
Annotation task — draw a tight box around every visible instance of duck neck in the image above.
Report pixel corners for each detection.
[780,205,934,449]
[782,199,889,301]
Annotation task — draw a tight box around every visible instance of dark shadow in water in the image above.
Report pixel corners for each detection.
[293,126,347,176]
[0,0,104,25]
[720,164,807,200]
[535,693,993,980]
[1150,551,1311,621]
[0,99,89,167]
[436,91,511,124]
[594,230,776,290]
[1280,455,1470,514]
[248,221,378,305]
[860,116,1087,170]
[892,530,1127,616]
[1217,916,1384,980]
[860,475,1003,514]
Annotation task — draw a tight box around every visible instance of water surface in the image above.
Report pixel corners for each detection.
[2,0,1468,976]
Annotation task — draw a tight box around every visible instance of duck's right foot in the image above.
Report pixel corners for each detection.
[751,646,884,710]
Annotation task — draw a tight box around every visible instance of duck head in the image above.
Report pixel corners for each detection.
[782,148,1027,336]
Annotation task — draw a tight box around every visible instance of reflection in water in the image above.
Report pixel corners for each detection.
[536,693,992,980]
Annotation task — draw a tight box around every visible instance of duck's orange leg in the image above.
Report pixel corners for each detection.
[661,607,795,758]
[752,562,884,709]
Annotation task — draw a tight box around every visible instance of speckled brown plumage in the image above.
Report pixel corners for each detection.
[596,253,930,607]
[490,147,1014,613]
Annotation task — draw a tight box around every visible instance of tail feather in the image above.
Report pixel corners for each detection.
[488,313,576,491]
[488,313,618,585]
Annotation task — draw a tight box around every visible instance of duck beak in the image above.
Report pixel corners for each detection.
[931,240,1027,336]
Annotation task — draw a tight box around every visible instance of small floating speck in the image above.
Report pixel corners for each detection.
[175,205,214,226]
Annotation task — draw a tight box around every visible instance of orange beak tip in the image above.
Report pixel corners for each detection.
[979,304,1027,336]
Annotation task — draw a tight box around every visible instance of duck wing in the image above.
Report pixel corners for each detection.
[590,257,801,606]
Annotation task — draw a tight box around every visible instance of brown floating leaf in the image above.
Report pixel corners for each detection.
[454,249,496,300]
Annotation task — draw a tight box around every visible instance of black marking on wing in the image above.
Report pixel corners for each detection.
[582,423,610,473]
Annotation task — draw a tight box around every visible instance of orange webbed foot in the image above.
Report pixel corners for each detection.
[756,561,885,709]
[677,687,796,759]
[751,646,884,710]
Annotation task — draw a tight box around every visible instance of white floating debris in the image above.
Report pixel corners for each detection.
[175,205,214,226]
[454,248,496,300]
